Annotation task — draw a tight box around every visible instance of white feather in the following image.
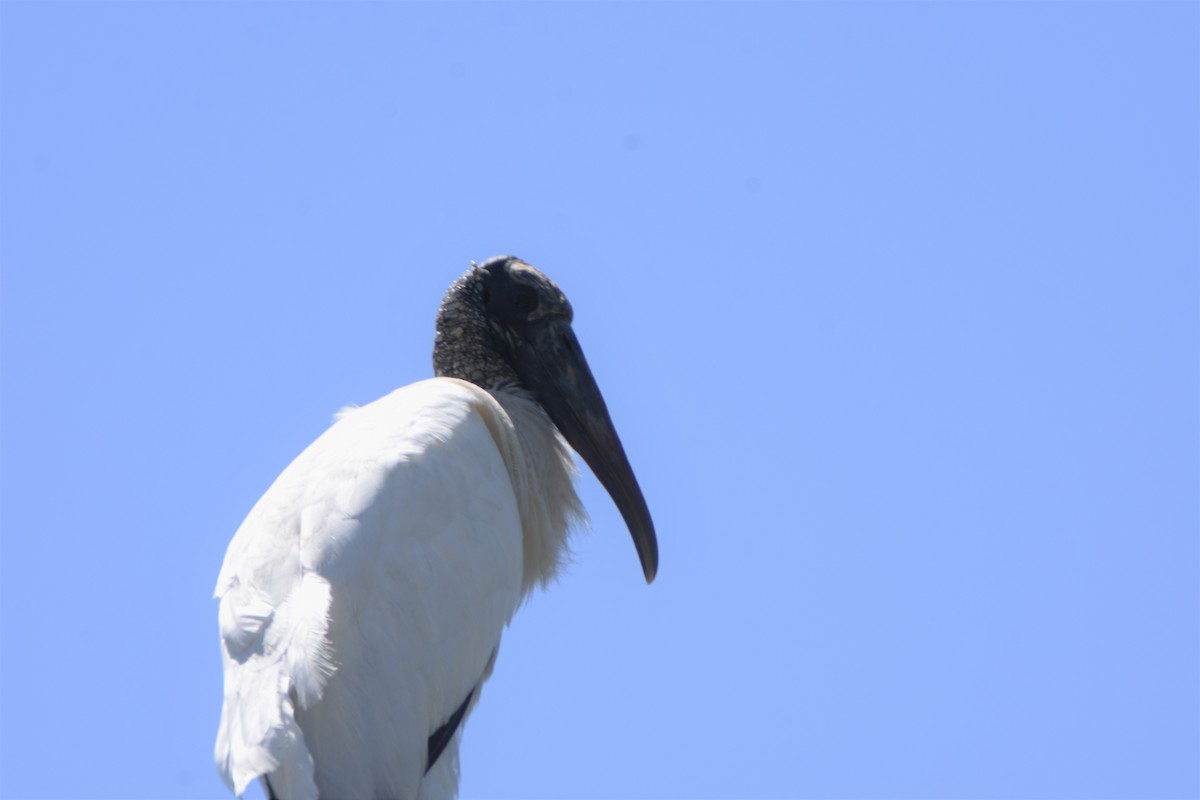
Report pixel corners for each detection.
[214,377,582,799]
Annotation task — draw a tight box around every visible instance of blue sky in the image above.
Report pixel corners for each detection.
[1,3,1196,799]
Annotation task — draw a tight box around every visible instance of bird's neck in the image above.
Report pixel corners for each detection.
[491,387,585,595]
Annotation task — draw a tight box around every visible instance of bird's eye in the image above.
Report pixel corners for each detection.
[513,288,538,316]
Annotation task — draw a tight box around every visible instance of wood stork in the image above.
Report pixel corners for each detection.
[214,256,658,800]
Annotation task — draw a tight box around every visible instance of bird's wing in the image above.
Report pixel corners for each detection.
[214,378,526,799]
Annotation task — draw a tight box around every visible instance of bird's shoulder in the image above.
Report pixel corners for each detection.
[214,377,524,632]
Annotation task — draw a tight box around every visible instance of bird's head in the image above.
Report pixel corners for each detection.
[434,256,658,584]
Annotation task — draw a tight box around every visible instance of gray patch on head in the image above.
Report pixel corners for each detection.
[509,262,573,322]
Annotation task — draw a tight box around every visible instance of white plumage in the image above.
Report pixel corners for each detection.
[214,258,656,800]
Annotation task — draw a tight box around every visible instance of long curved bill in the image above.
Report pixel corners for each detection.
[513,320,658,583]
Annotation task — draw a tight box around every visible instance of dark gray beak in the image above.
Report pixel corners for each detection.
[511,319,658,583]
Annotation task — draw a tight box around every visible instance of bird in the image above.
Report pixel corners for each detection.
[213,255,658,800]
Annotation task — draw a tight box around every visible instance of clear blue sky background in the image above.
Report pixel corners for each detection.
[1,3,1196,799]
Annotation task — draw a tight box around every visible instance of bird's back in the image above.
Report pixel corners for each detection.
[215,378,527,799]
